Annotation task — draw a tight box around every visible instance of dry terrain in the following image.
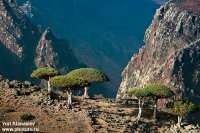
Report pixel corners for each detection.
[0,79,198,133]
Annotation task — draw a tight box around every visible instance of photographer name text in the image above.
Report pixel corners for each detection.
[2,122,36,126]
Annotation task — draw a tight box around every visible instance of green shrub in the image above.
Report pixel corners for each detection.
[169,101,198,116]
[20,114,35,121]
[4,108,15,113]
[167,100,198,127]
[16,90,31,96]
[36,101,42,105]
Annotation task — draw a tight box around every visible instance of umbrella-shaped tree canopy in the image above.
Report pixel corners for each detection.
[66,68,109,97]
[128,87,152,99]
[31,67,60,93]
[31,67,60,80]
[67,68,109,84]
[128,87,153,123]
[50,75,89,109]
[50,75,89,89]
[144,83,174,99]
[143,83,174,119]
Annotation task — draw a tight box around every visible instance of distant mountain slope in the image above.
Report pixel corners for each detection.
[0,0,40,81]
[17,0,160,93]
[0,0,84,87]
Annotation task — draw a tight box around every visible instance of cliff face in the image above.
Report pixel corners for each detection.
[0,0,40,80]
[117,0,200,105]
[0,0,114,97]
[0,0,37,58]
[0,0,84,82]
[35,28,85,74]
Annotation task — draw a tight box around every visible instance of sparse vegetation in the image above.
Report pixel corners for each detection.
[144,83,174,119]
[31,67,60,92]
[67,68,109,97]
[36,101,42,105]
[50,90,68,100]
[50,75,89,109]
[4,108,15,113]
[168,101,198,127]
[20,114,35,121]
[0,77,199,132]
[128,87,152,123]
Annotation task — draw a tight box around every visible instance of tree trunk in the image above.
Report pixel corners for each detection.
[136,99,144,123]
[84,86,89,98]
[177,115,182,128]
[153,100,157,119]
[67,89,73,109]
[47,80,51,92]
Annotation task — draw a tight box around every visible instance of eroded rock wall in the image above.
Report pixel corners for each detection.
[0,0,84,82]
[117,0,200,104]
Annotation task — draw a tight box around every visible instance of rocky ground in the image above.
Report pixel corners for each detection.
[0,76,199,133]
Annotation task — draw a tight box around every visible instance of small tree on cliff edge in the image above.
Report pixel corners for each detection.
[67,68,109,98]
[144,83,174,119]
[50,75,89,109]
[168,101,198,128]
[31,67,60,92]
[128,87,152,123]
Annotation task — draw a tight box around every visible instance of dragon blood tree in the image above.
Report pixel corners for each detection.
[144,83,174,119]
[128,87,152,123]
[31,67,60,92]
[168,101,198,128]
[67,68,109,97]
[50,75,89,109]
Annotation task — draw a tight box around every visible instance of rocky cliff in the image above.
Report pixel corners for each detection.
[117,0,200,105]
[35,28,85,74]
[0,0,84,82]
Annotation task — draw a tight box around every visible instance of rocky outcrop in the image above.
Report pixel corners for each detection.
[117,0,200,104]
[0,0,84,82]
[1,75,200,132]
[0,0,113,97]
[35,28,85,74]
[35,28,59,68]
[0,0,40,80]
[0,0,39,58]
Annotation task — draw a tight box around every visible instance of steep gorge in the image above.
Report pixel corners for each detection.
[117,0,200,104]
[0,0,84,85]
